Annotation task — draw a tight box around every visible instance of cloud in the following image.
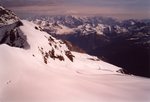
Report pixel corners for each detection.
[1,0,149,7]
[9,4,149,20]
[66,10,78,15]
[0,0,59,7]
[1,0,149,19]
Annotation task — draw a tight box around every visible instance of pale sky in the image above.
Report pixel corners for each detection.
[0,0,150,19]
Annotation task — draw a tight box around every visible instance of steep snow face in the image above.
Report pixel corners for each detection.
[20,20,76,63]
[0,20,150,102]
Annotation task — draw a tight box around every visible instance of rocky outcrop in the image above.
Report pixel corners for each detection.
[0,6,29,48]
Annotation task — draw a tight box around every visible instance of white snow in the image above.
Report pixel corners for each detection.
[55,24,75,35]
[0,20,150,102]
[114,25,128,33]
[32,19,75,35]
[95,24,107,35]
[32,19,109,36]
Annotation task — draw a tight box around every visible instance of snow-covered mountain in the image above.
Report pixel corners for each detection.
[31,15,150,45]
[31,16,117,36]
[31,15,150,77]
[1,6,150,102]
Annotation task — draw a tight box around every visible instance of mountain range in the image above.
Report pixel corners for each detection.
[30,15,150,77]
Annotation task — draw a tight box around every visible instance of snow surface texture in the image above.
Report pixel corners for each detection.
[0,20,150,102]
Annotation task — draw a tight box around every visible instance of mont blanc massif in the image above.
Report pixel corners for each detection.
[0,6,150,102]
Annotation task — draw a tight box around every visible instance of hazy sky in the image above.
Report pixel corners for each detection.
[0,0,150,19]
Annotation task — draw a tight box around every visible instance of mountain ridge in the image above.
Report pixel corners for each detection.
[30,15,150,77]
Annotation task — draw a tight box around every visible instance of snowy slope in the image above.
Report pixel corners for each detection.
[0,20,150,102]
[10,20,122,74]
[31,16,150,77]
